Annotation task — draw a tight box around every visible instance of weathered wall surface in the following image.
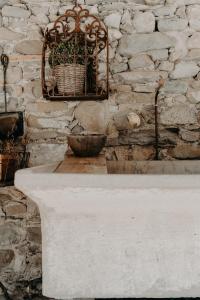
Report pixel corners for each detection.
[1,0,200,164]
[1,0,200,298]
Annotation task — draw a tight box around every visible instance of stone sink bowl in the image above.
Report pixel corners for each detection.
[0,112,24,140]
[67,134,107,157]
[15,159,200,299]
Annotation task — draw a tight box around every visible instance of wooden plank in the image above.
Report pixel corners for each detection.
[107,160,200,175]
[55,154,107,174]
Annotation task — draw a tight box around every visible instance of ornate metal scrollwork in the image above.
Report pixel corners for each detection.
[42,4,109,101]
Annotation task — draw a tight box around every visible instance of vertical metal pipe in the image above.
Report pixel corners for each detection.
[155,89,159,161]
[84,33,87,95]
[95,32,98,95]
[41,43,47,96]
[106,27,109,98]
[52,45,55,97]
[73,34,77,96]
[155,77,164,161]
[1,54,9,113]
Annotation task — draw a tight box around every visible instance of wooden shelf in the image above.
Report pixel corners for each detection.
[54,154,107,174]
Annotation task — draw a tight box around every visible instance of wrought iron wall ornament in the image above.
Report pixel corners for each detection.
[42,4,109,101]
[1,54,9,112]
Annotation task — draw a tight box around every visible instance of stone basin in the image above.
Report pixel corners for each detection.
[15,159,200,299]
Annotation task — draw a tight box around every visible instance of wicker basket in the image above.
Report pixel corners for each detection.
[54,64,85,95]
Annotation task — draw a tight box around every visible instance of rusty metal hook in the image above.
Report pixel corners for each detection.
[1,54,9,71]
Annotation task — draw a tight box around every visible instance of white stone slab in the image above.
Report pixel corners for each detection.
[15,164,200,299]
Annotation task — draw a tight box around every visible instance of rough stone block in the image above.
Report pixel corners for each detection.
[108,28,122,42]
[161,80,188,94]
[133,12,155,33]
[27,114,70,130]
[115,71,160,84]
[74,101,108,133]
[180,129,200,142]
[27,143,68,166]
[117,129,155,146]
[15,40,43,55]
[187,88,200,104]
[170,62,200,79]
[35,101,69,113]
[0,223,25,246]
[118,32,175,57]
[187,4,200,31]
[147,49,169,61]
[27,226,41,244]
[110,62,128,74]
[129,54,154,70]
[132,145,156,160]
[2,5,31,18]
[0,27,25,40]
[170,143,200,159]
[5,203,26,217]
[104,12,121,29]
[160,104,197,125]
[0,249,14,268]
[116,92,155,106]
[187,32,200,49]
[145,0,164,4]
[0,67,22,85]
[0,0,8,8]
[159,61,174,72]
[158,18,188,32]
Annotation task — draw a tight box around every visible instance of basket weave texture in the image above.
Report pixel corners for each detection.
[54,63,85,95]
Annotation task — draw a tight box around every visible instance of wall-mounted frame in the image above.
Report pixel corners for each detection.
[42,4,109,101]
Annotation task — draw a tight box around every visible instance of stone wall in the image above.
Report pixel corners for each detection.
[1,0,200,164]
[0,187,44,299]
[1,0,200,298]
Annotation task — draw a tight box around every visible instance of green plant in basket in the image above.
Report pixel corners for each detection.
[49,39,85,67]
[48,37,95,95]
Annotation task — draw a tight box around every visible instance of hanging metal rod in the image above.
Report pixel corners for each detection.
[1,54,9,113]
[155,77,165,161]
